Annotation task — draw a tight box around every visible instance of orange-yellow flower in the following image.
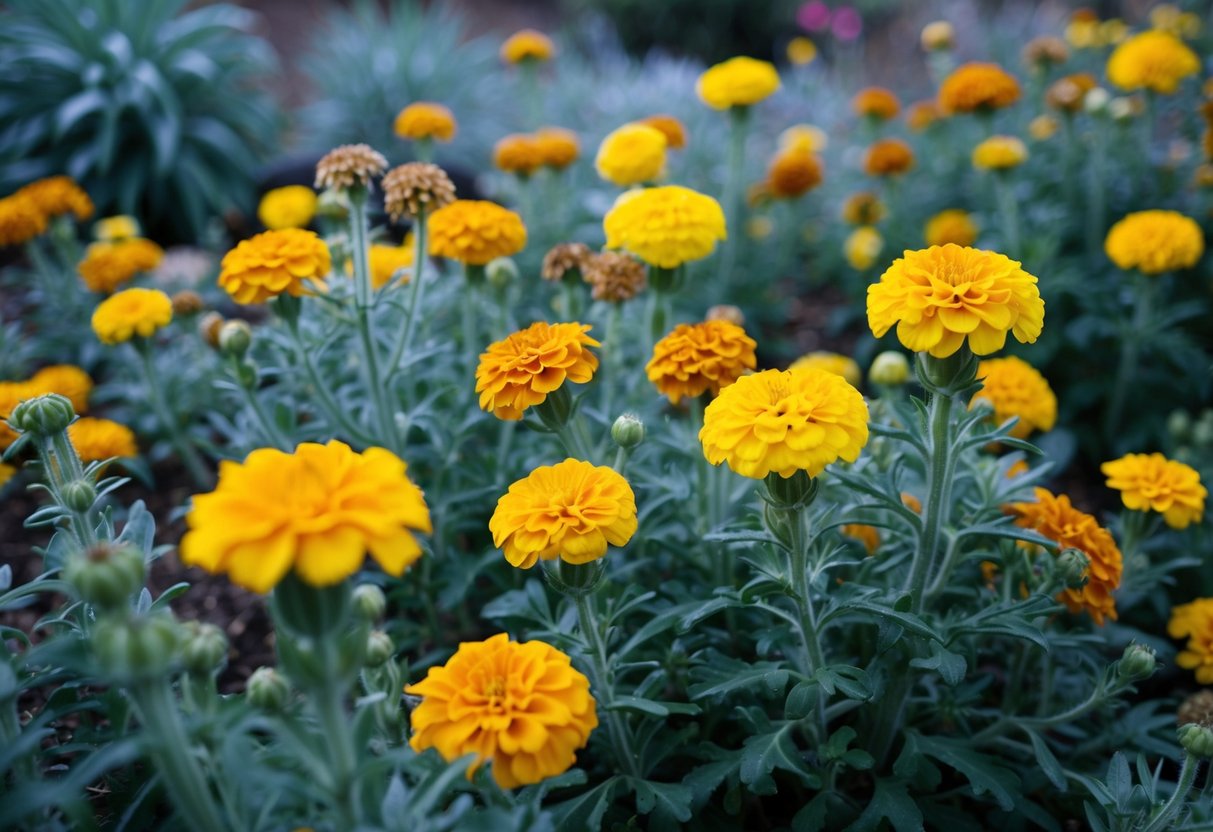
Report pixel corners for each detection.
[179,440,431,593]
[842,524,880,554]
[366,242,414,290]
[638,115,687,149]
[94,215,140,242]
[906,100,942,131]
[77,238,165,293]
[17,176,93,222]
[789,352,862,387]
[393,102,457,142]
[1169,599,1213,683]
[603,185,726,269]
[218,229,331,304]
[697,56,780,109]
[938,62,1022,114]
[428,200,527,266]
[646,321,757,404]
[595,123,667,187]
[767,150,823,199]
[493,134,545,177]
[534,128,580,169]
[1046,73,1098,112]
[863,139,915,177]
[779,124,828,154]
[841,192,885,226]
[1107,30,1198,94]
[971,356,1057,439]
[844,226,883,270]
[475,322,599,420]
[501,29,555,64]
[28,365,93,413]
[257,186,318,230]
[0,382,31,449]
[1104,210,1204,274]
[1102,452,1205,529]
[924,209,977,247]
[91,288,173,345]
[0,194,48,246]
[787,37,818,66]
[852,87,901,120]
[406,633,597,788]
[972,136,1028,170]
[68,417,137,462]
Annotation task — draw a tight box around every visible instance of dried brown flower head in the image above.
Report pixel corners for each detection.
[582,252,646,302]
[541,242,592,282]
[382,163,456,222]
[315,144,388,191]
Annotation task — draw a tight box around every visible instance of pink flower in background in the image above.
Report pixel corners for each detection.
[831,6,863,41]
[797,1,831,32]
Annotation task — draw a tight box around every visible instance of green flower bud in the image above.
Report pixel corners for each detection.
[869,351,909,386]
[1168,410,1192,442]
[64,542,145,611]
[62,480,97,513]
[180,621,229,676]
[764,469,818,510]
[93,613,181,680]
[1055,548,1090,590]
[352,584,387,622]
[218,320,252,359]
[916,349,979,396]
[486,256,519,289]
[1117,642,1157,682]
[9,394,75,437]
[1179,722,1213,758]
[247,667,290,711]
[1084,87,1110,115]
[316,188,350,220]
[544,558,604,597]
[1193,417,1213,449]
[611,413,646,450]
[365,630,395,667]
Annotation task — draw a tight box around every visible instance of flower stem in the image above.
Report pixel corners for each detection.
[716,106,749,288]
[573,591,642,779]
[993,173,1021,259]
[134,340,213,489]
[906,389,955,613]
[311,639,363,828]
[785,503,827,739]
[348,195,399,453]
[230,359,290,451]
[285,318,373,444]
[1142,752,1200,832]
[385,209,428,383]
[39,430,97,549]
[1105,273,1153,438]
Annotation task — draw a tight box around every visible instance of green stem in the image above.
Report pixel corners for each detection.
[1104,274,1153,438]
[385,210,428,383]
[135,341,213,489]
[349,195,398,452]
[785,504,827,739]
[1142,752,1200,832]
[993,173,1021,259]
[42,430,97,549]
[906,391,955,613]
[285,318,374,444]
[717,106,749,288]
[599,303,621,421]
[1085,122,1107,259]
[573,591,642,778]
[230,359,290,451]
[312,645,363,828]
[462,272,481,371]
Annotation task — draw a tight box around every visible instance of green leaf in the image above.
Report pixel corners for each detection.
[909,642,967,686]
[904,734,1020,811]
[689,653,790,702]
[845,779,923,832]
[627,777,693,821]
[1027,731,1067,791]
[739,722,821,795]
[608,696,700,718]
[813,665,872,700]
[550,776,620,830]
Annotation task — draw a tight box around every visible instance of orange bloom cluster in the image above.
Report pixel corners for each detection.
[475,322,599,420]
[646,321,757,404]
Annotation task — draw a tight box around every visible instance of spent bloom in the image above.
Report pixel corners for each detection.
[1107,30,1199,94]
[595,123,667,187]
[218,229,332,304]
[1046,73,1098,112]
[541,242,592,282]
[938,62,1022,114]
[852,87,901,120]
[582,252,646,303]
[475,322,599,420]
[603,185,726,269]
[315,144,388,192]
[925,209,978,247]
[639,114,688,149]
[863,139,915,177]
[971,356,1057,439]
[789,351,862,387]
[501,29,555,64]
[91,288,173,345]
[1021,36,1070,71]
[18,176,93,222]
[696,56,781,109]
[428,200,526,266]
[767,150,823,199]
[1104,210,1204,274]
[393,102,457,142]
[1102,453,1206,529]
[179,440,431,593]
[972,136,1028,170]
[1170,600,1213,684]
[257,186,318,230]
[77,238,165,294]
[382,162,456,222]
[920,21,955,51]
[646,321,758,404]
[69,417,138,463]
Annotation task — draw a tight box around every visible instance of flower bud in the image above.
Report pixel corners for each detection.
[1179,722,1213,758]
[9,394,75,437]
[352,584,387,622]
[545,558,604,597]
[486,256,519,289]
[869,351,909,386]
[218,320,252,359]
[1084,87,1110,114]
[93,613,180,680]
[365,630,395,667]
[1193,415,1213,448]
[65,542,145,611]
[1168,410,1192,442]
[316,188,350,220]
[247,667,290,711]
[921,20,955,51]
[611,413,646,450]
[1055,548,1089,589]
[62,480,97,513]
[171,290,205,317]
[917,349,979,396]
[180,621,229,676]
[1117,642,1157,682]
[199,312,225,349]
[764,469,818,509]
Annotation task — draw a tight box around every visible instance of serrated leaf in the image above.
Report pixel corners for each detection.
[905,734,1020,811]
[739,722,821,795]
[909,642,967,686]
[627,777,693,821]
[846,779,923,832]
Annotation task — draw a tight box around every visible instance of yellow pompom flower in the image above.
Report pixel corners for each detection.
[971,356,1057,439]
[0,194,48,246]
[179,440,431,594]
[972,135,1028,170]
[646,321,758,404]
[594,123,667,187]
[534,128,580,169]
[28,365,93,413]
[91,288,173,344]
[603,185,726,269]
[700,368,870,479]
[493,134,544,177]
[68,417,138,462]
[938,62,1022,114]
[638,115,687,150]
[767,150,823,199]
[852,87,901,120]
[844,226,883,270]
[779,124,828,154]
[1104,210,1204,274]
[257,186,318,230]
[490,459,637,569]
[787,37,818,66]
[393,102,457,142]
[1169,600,1213,683]
[924,209,978,247]
[789,352,862,387]
[94,215,140,242]
[867,245,1044,358]
[1102,453,1206,529]
[367,242,414,290]
[218,229,331,304]
[1107,30,1199,94]
[77,238,165,294]
[17,176,93,222]
[406,633,597,788]
[428,200,527,266]
[475,322,599,420]
[501,29,555,64]
[863,139,915,177]
[697,56,780,110]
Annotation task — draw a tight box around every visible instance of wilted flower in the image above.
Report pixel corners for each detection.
[696,56,780,109]
[706,305,744,326]
[646,320,757,404]
[603,185,726,269]
[595,123,667,187]
[582,252,646,302]
[1046,73,1098,112]
[1102,453,1206,529]
[971,356,1057,439]
[382,162,456,222]
[1104,210,1204,274]
[475,322,599,420]
[218,229,332,304]
[428,200,526,265]
[91,288,173,344]
[1021,36,1069,70]
[315,144,388,192]
[393,102,457,142]
[924,209,977,247]
[541,242,592,283]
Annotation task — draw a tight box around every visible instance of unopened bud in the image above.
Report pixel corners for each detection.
[1056,548,1089,589]
[62,480,97,513]
[199,312,225,349]
[352,584,387,622]
[1168,410,1192,442]
[921,20,955,51]
[181,621,229,676]
[218,320,252,358]
[9,394,75,437]
[171,290,205,317]
[1117,642,1157,682]
[93,613,180,680]
[764,469,818,509]
[316,189,350,220]
[1084,87,1110,114]
[611,413,646,450]
[869,351,909,386]
[65,542,145,610]
[1180,722,1213,758]
[486,256,518,289]
[247,667,290,711]
[365,630,395,667]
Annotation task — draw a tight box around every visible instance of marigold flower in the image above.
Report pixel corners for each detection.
[582,252,646,303]
[852,87,901,120]
[490,459,636,568]
[180,440,431,593]
[1104,210,1204,274]
[767,150,823,199]
[1046,73,1098,112]
[493,134,545,177]
[595,123,667,187]
[428,200,527,266]
[646,321,757,404]
[475,322,599,420]
[257,186,318,230]
[501,29,555,64]
[790,352,861,387]
[906,100,942,131]
[365,242,414,290]
[393,102,457,142]
[0,462,15,488]
[91,288,173,345]
[78,238,165,294]
[863,139,915,177]
[406,633,597,788]
[639,115,687,149]
[924,209,978,247]
[842,523,880,554]
[69,417,137,462]
[779,124,828,154]
[1009,488,1122,625]
[902,492,923,513]
[1170,600,1213,684]
[315,144,388,192]
[0,194,48,246]
[1029,115,1059,141]
[920,21,954,51]
[700,367,869,479]
[938,62,1022,114]
[603,185,726,269]
[541,242,592,282]
[1107,30,1199,94]
[696,56,781,110]
[218,229,331,304]
[972,135,1028,170]
[787,36,818,66]
[529,127,578,170]
[867,245,1044,358]
[971,356,1057,439]
[1022,36,1070,70]
[841,192,886,226]
[845,226,883,270]
[17,176,93,222]
[28,365,93,413]
[0,382,29,449]
[94,215,140,242]
[1102,452,1206,529]
[382,162,456,222]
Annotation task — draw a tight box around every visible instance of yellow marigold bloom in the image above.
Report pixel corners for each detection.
[1102,452,1206,529]
[1065,13,1100,49]
[972,135,1028,170]
[180,440,431,594]
[845,226,883,270]
[842,523,880,554]
[1009,487,1122,625]
[1029,115,1059,140]
[218,229,331,304]
[1104,210,1204,274]
[367,242,414,290]
[0,462,15,488]
[842,192,885,226]
[867,245,1044,358]
[767,150,823,199]
[790,352,862,387]
[28,365,93,413]
[1169,600,1213,684]
[534,128,580,169]
[603,185,726,269]
[406,633,597,788]
[938,62,1022,114]
[696,56,781,110]
[1107,30,1198,94]
[863,138,915,177]
[595,123,667,187]
[971,356,1057,439]
[257,186,318,230]
[17,176,93,221]
[493,134,545,177]
[0,194,48,246]
[490,459,637,569]
[906,100,942,132]
[0,382,31,449]
[91,288,173,345]
[475,322,599,420]
[501,29,555,64]
[638,115,687,150]
[920,21,955,51]
[787,36,817,66]
[77,238,165,294]
[779,124,828,154]
[94,215,139,242]
[852,87,901,120]
[646,321,757,404]
[393,102,457,142]
[69,417,137,462]
[428,200,527,266]
[700,367,870,479]
[924,209,978,247]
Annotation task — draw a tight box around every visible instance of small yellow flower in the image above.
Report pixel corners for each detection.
[638,115,687,150]
[68,417,138,462]
[646,321,757,404]
[972,135,1028,170]
[475,322,599,420]
[94,215,140,242]
[924,209,978,247]
[787,36,817,66]
[501,29,555,64]
[493,134,545,177]
[1169,599,1213,683]
[863,138,915,177]
[428,200,527,266]
[218,229,332,304]
[767,150,823,199]
[534,127,580,170]
[393,102,457,142]
[365,242,414,290]
[852,87,901,120]
[603,185,726,269]
[1102,453,1206,529]
[841,192,885,226]
[0,462,15,488]
[779,124,828,154]
[91,288,173,345]
[1107,30,1198,94]
[1065,10,1101,49]
[938,62,1022,114]
[696,56,780,110]
[77,238,165,294]
[844,226,883,270]
[257,186,318,230]
[971,356,1057,439]
[920,21,955,51]
[1104,210,1204,274]
[0,194,48,247]
[1029,115,1059,140]
[17,176,93,222]
[595,123,667,187]
[789,352,862,387]
[28,365,93,413]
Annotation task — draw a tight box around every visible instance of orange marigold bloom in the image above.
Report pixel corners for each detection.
[501,29,555,64]
[906,100,942,131]
[0,194,48,246]
[1009,487,1122,625]
[767,150,823,199]
[779,124,828,154]
[429,200,527,266]
[938,62,1022,114]
[852,87,901,120]
[646,320,757,404]
[901,492,922,513]
[218,229,331,304]
[842,523,880,554]
[1169,599,1213,684]
[68,417,137,462]
[638,114,687,149]
[0,382,30,449]
[863,139,915,177]
[493,134,545,177]
[924,209,977,247]
[475,322,599,420]
[971,356,1057,439]
[393,102,457,142]
[28,365,92,413]
[1107,30,1199,94]
[17,176,93,221]
[406,633,597,788]
[534,128,580,169]
[1102,452,1206,529]
[78,238,165,293]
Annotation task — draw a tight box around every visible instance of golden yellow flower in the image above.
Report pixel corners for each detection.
[1104,210,1204,274]
[94,215,139,242]
[603,185,726,269]
[0,194,48,247]
[428,200,527,266]
[91,288,173,345]
[1170,599,1213,684]
[406,633,597,788]
[906,100,942,131]
[700,367,869,479]
[0,382,31,449]
[28,365,93,413]
[842,523,880,554]
[924,209,978,247]
[1107,30,1199,94]
[490,459,637,568]
[972,135,1028,170]
[0,462,15,488]
[863,139,915,177]
[841,192,885,226]
[1029,115,1059,140]
[920,21,955,51]
[393,102,457,142]
[1064,11,1100,49]
[696,56,781,110]
[845,226,883,271]
[867,245,1044,358]
[902,492,922,513]
[938,62,1022,114]
[1009,488,1122,625]
[1046,73,1098,112]
[789,352,862,387]
[493,134,545,177]
[180,440,431,594]
[475,322,599,420]
[646,321,757,404]
[68,417,137,462]
[218,229,332,304]
[77,238,165,294]
[787,36,818,66]
[767,150,823,199]
[852,87,901,120]
[582,252,646,303]
[594,123,667,187]
[779,124,828,154]
[638,115,687,150]
[1102,452,1206,529]
[534,128,580,169]
[366,242,414,290]
[501,29,555,64]
[971,356,1057,439]
[17,176,93,222]
[257,186,318,230]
